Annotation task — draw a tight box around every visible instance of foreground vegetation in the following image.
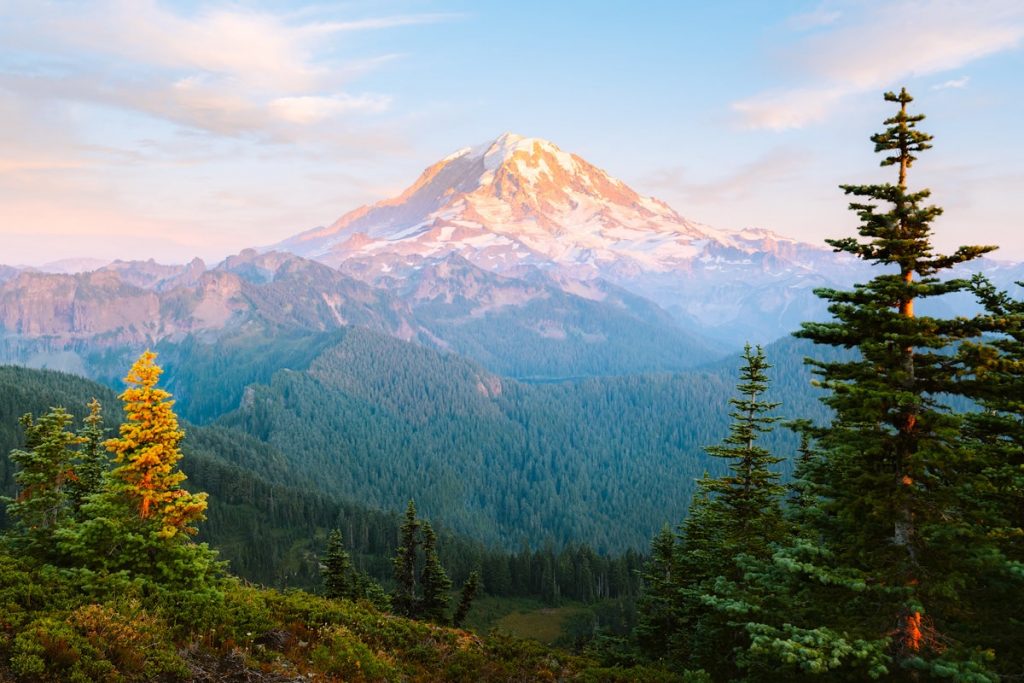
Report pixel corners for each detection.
[0,551,688,682]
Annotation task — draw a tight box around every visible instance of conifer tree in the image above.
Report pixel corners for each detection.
[105,351,207,538]
[67,398,108,517]
[742,89,1006,679]
[353,569,393,611]
[323,529,356,600]
[419,520,452,624]
[392,499,420,617]
[671,346,785,676]
[699,344,785,560]
[453,570,480,628]
[4,408,78,558]
[634,524,679,657]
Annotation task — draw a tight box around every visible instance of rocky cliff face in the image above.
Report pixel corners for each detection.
[0,271,162,341]
[0,251,419,358]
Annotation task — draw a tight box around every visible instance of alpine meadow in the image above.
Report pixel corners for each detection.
[1,3,1022,681]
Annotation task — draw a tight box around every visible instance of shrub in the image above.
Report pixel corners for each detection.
[310,625,400,681]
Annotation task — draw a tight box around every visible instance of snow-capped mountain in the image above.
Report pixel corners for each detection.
[277,133,724,276]
[274,133,852,343]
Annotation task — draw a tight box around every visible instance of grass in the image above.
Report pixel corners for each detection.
[493,604,591,644]
[462,596,546,632]
[463,596,593,644]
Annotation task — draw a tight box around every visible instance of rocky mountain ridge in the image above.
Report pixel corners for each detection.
[0,248,719,380]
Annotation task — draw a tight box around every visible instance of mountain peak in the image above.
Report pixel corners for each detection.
[442,132,561,169]
[494,131,525,144]
[271,134,770,277]
[483,132,552,157]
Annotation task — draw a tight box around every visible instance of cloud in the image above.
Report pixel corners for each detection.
[0,2,454,138]
[644,147,811,205]
[0,89,108,175]
[0,1,448,265]
[312,14,460,34]
[6,2,453,92]
[733,0,1024,130]
[932,76,970,90]
[268,94,392,125]
[732,87,851,131]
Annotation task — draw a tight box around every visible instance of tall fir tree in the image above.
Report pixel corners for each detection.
[741,89,1007,680]
[105,351,207,538]
[419,520,452,624]
[670,345,786,677]
[322,529,356,600]
[699,344,785,561]
[392,499,420,618]
[67,398,108,518]
[3,408,78,558]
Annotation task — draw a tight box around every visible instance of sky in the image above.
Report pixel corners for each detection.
[1,0,1022,266]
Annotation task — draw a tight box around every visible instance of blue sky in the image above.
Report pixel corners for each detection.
[1,0,1022,264]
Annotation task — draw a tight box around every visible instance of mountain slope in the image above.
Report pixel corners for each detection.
[0,365,499,590]
[0,247,722,382]
[217,327,828,552]
[402,255,720,376]
[0,315,831,556]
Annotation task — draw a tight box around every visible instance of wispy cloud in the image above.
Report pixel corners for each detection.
[733,0,1024,130]
[932,76,970,90]
[268,94,393,125]
[0,1,453,264]
[644,147,811,205]
[312,14,460,33]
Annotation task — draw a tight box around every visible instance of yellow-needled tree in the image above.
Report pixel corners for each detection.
[105,350,206,538]
[58,351,220,589]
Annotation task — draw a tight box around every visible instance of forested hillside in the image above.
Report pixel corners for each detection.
[4,314,835,555]
[0,366,648,610]
[214,327,835,551]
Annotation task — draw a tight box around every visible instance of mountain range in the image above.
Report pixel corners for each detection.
[5,131,1020,377]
